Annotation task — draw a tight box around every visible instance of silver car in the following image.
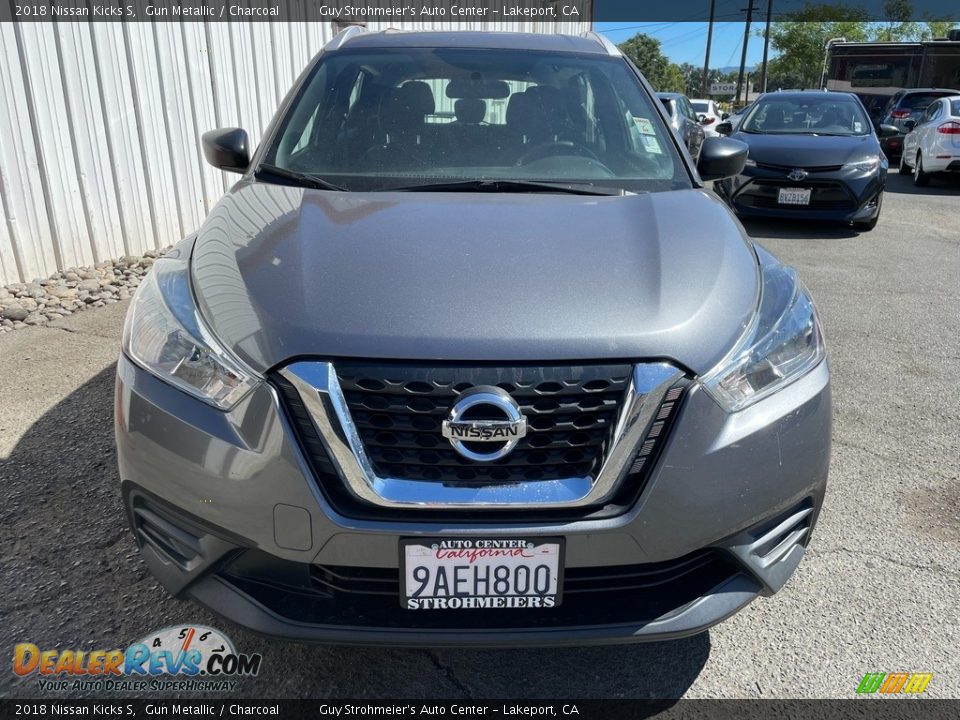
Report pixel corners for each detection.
[116,29,830,646]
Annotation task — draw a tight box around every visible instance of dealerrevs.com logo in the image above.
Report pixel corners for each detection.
[12,625,262,693]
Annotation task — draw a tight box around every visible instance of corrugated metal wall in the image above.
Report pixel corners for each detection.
[0,17,591,286]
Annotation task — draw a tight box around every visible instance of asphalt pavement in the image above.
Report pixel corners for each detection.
[1,171,958,699]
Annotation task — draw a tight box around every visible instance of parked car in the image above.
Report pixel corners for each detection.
[873,88,960,160]
[116,29,831,647]
[715,91,891,230]
[691,98,724,136]
[898,95,960,185]
[657,92,706,160]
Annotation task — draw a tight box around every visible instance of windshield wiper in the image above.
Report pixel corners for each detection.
[254,163,345,191]
[383,179,623,196]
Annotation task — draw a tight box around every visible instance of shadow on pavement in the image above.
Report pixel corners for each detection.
[883,171,960,195]
[739,217,860,241]
[1,366,710,700]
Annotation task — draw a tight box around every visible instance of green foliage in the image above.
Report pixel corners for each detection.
[765,3,871,88]
[617,33,687,93]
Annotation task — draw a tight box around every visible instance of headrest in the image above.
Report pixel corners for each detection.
[506,91,531,126]
[398,81,435,116]
[455,98,486,123]
[506,91,540,135]
[764,107,785,127]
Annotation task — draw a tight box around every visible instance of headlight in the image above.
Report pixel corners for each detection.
[700,262,825,412]
[842,157,880,173]
[122,254,260,410]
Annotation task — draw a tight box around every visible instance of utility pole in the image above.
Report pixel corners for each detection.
[760,0,773,93]
[701,0,717,97]
[735,0,755,105]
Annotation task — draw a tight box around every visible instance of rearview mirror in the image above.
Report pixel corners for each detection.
[697,137,748,181]
[715,121,734,136]
[878,123,902,137]
[202,128,250,173]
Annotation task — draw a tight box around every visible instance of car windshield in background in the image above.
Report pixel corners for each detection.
[900,93,952,110]
[741,96,871,136]
[950,99,960,116]
[263,48,688,193]
[691,101,709,113]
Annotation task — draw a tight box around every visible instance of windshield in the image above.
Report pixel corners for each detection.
[741,96,871,136]
[691,101,709,113]
[263,48,689,193]
[899,92,953,111]
[951,99,960,116]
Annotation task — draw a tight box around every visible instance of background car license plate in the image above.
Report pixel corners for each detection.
[778,187,812,205]
[401,538,563,610]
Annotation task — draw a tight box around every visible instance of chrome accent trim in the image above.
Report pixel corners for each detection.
[440,387,527,462]
[280,362,683,509]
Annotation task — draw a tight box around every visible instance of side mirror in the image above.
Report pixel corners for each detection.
[721,112,730,120]
[697,113,707,123]
[715,121,734,136]
[202,128,250,173]
[697,137,749,181]
[901,119,916,132]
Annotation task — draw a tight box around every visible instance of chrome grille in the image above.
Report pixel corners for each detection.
[335,363,632,483]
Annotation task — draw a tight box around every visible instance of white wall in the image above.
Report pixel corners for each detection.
[0,17,591,285]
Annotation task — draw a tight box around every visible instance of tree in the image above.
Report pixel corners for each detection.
[618,33,686,93]
[878,0,913,40]
[871,1,956,41]
[765,3,870,88]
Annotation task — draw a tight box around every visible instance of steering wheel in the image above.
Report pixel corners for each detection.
[516,141,600,166]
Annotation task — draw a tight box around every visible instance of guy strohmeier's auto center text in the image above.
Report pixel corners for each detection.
[11,2,584,20]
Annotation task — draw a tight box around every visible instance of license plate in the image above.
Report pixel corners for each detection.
[778,187,811,205]
[400,538,563,610]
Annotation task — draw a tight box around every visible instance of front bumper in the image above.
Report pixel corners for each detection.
[115,353,831,646]
[717,166,885,224]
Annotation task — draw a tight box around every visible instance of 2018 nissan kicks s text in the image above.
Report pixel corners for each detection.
[116,29,831,646]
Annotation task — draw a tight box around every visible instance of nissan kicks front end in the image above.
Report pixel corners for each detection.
[115,30,831,646]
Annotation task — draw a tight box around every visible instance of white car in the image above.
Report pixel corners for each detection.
[691,98,724,137]
[898,95,960,186]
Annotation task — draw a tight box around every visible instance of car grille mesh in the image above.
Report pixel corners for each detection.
[334,362,633,483]
[308,548,720,598]
[737,180,856,211]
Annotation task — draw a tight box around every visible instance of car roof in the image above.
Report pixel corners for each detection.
[757,91,858,101]
[335,30,613,55]
[896,88,960,96]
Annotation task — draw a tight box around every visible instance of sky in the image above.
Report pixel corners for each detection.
[594,21,773,70]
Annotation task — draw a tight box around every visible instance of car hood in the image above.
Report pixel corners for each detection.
[191,182,760,375]
[733,131,878,166]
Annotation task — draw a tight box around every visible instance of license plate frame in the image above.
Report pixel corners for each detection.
[399,537,564,611]
[777,187,812,205]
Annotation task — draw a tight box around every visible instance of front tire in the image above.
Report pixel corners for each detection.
[898,153,911,175]
[913,152,929,187]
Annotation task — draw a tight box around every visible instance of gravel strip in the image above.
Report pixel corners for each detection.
[0,248,171,333]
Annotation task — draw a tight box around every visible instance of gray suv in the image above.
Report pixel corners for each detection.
[116,29,830,646]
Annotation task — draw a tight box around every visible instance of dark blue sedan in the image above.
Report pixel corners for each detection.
[715,91,891,231]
